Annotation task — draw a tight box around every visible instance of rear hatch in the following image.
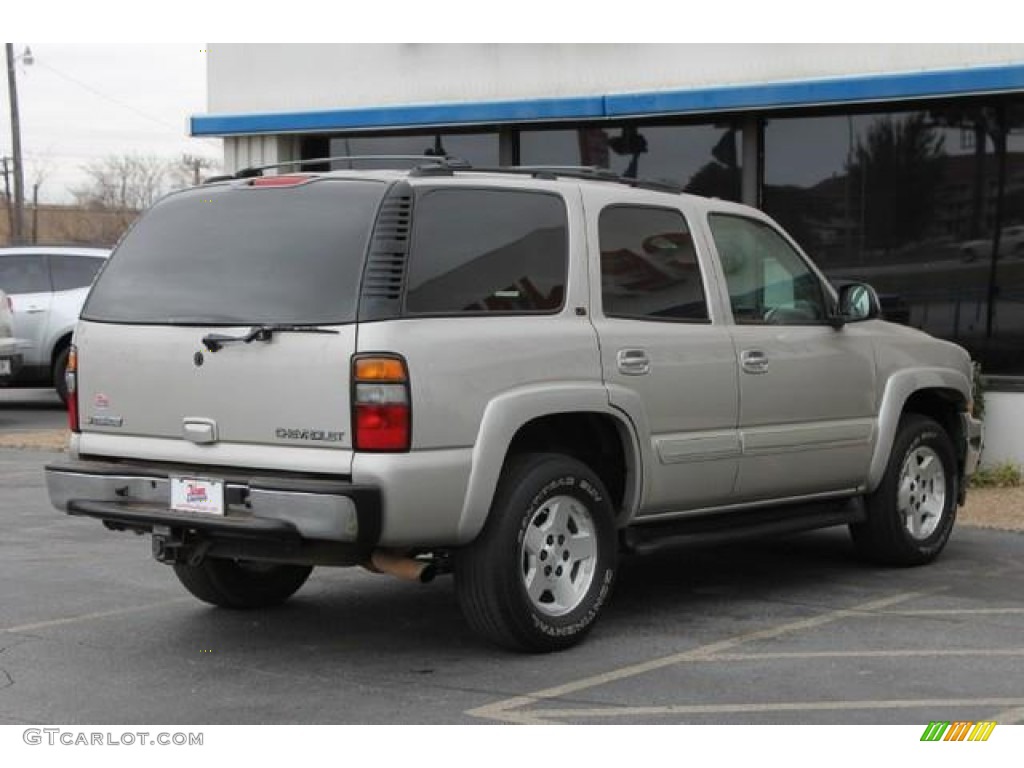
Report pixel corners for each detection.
[75,177,388,474]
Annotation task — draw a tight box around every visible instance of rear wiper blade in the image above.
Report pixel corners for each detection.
[202,324,339,353]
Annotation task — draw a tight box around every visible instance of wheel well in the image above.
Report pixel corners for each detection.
[505,413,631,519]
[902,388,966,463]
[51,333,72,369]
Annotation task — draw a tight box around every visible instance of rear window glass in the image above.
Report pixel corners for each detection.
[404,188,567,314]
[82,179,386,325]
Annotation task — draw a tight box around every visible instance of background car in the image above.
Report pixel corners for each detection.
[0,288,20,383]
[960,225,1024,262]
[0,246,110,402]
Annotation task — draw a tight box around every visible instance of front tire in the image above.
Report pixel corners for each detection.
[851,414,957,566]
[455,453,618,652]
[173,558,312,609]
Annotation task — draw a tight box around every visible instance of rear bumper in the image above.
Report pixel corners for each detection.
[45,459,381,546]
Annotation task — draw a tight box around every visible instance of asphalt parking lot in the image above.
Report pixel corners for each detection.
[2,443,1023,725]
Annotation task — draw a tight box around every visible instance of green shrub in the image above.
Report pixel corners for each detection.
[970,462,1022,489]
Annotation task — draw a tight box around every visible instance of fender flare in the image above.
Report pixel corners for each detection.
[455,383,644,543]
[867,367,971,492]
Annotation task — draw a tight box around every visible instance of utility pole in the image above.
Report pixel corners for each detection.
[5,44,26,245]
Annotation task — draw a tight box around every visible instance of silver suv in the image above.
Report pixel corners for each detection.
[0,246,110,401]
[46,160,983,652]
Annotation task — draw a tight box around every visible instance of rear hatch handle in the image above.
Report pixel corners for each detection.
[202,324,339,353]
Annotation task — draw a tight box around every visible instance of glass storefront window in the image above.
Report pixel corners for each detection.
[763,101,1024,376]
[520,124,742,201]
[327,132,499,169]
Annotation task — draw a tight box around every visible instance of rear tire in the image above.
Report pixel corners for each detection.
[850,414,957,566]
[173,558,312,609]
[455,453,618,652]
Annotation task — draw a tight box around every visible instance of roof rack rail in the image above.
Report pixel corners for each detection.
[207,156,682,194]
[409,163,683,194]
[217,154,470,182]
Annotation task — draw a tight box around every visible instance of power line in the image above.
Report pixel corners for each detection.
[29,58,220,148]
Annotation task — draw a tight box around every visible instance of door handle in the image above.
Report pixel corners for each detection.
[617,349,651,376]
[740,349,769,374]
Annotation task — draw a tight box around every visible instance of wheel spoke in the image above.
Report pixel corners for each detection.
[569,528,596,564]
[523,521,547,558]
[550,571,581,609]
[524,567,547,604]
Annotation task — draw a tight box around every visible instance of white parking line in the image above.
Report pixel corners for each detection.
[1,599,191,634]
[710,648,1024,661]
[467,591,923,723]
[874,608,1024,616]
[992,706,1024,724]
[535,697,1024,721]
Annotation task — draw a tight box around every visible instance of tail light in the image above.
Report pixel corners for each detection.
[67,346,80,433]
[352,355,410,452]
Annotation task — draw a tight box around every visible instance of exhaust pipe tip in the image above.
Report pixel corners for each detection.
[366,550,437,584]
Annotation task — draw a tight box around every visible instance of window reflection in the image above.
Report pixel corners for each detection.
[520,124,742,201]
[764,102,1024,375]
[327,133,498,169]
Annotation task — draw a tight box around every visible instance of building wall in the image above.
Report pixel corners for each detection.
[206,44,1024,115]
[981,393,1024,467]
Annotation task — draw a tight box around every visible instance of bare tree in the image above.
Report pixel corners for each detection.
[170,153,220,189]
[72,154,172,212]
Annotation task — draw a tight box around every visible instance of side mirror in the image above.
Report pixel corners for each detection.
[836,282,881,323]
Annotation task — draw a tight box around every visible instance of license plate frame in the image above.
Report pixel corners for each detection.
[170,476,225,516]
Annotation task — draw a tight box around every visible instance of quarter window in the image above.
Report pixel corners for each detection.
[709,214,828,325]
[405,189,568,314]
[599,205,709,322]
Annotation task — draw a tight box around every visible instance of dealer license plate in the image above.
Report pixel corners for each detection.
[170,477,225,515]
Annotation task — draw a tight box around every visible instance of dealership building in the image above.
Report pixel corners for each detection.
[193,44,1024,463]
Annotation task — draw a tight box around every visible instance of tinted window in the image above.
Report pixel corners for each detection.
[763,100,1024,374]
[327,133,499,169]
[405,189,567,314]
[520,123,742,201]
[709,214,827,325]
[50,255,105,291]
[0,254,51,294]
[599,206,709,322]
[83,180,386,325]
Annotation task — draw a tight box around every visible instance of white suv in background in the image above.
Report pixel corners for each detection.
[0,288,19,382]
[0,246,110,401]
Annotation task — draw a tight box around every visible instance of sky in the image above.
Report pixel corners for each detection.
[2,43,218,204]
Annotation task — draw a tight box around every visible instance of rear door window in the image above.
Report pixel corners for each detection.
[599,205,709,322]
[404,188,568,314]
[0,254,52,294]
[82,179,386,325]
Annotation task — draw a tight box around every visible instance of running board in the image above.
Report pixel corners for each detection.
[621,497,866,555]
